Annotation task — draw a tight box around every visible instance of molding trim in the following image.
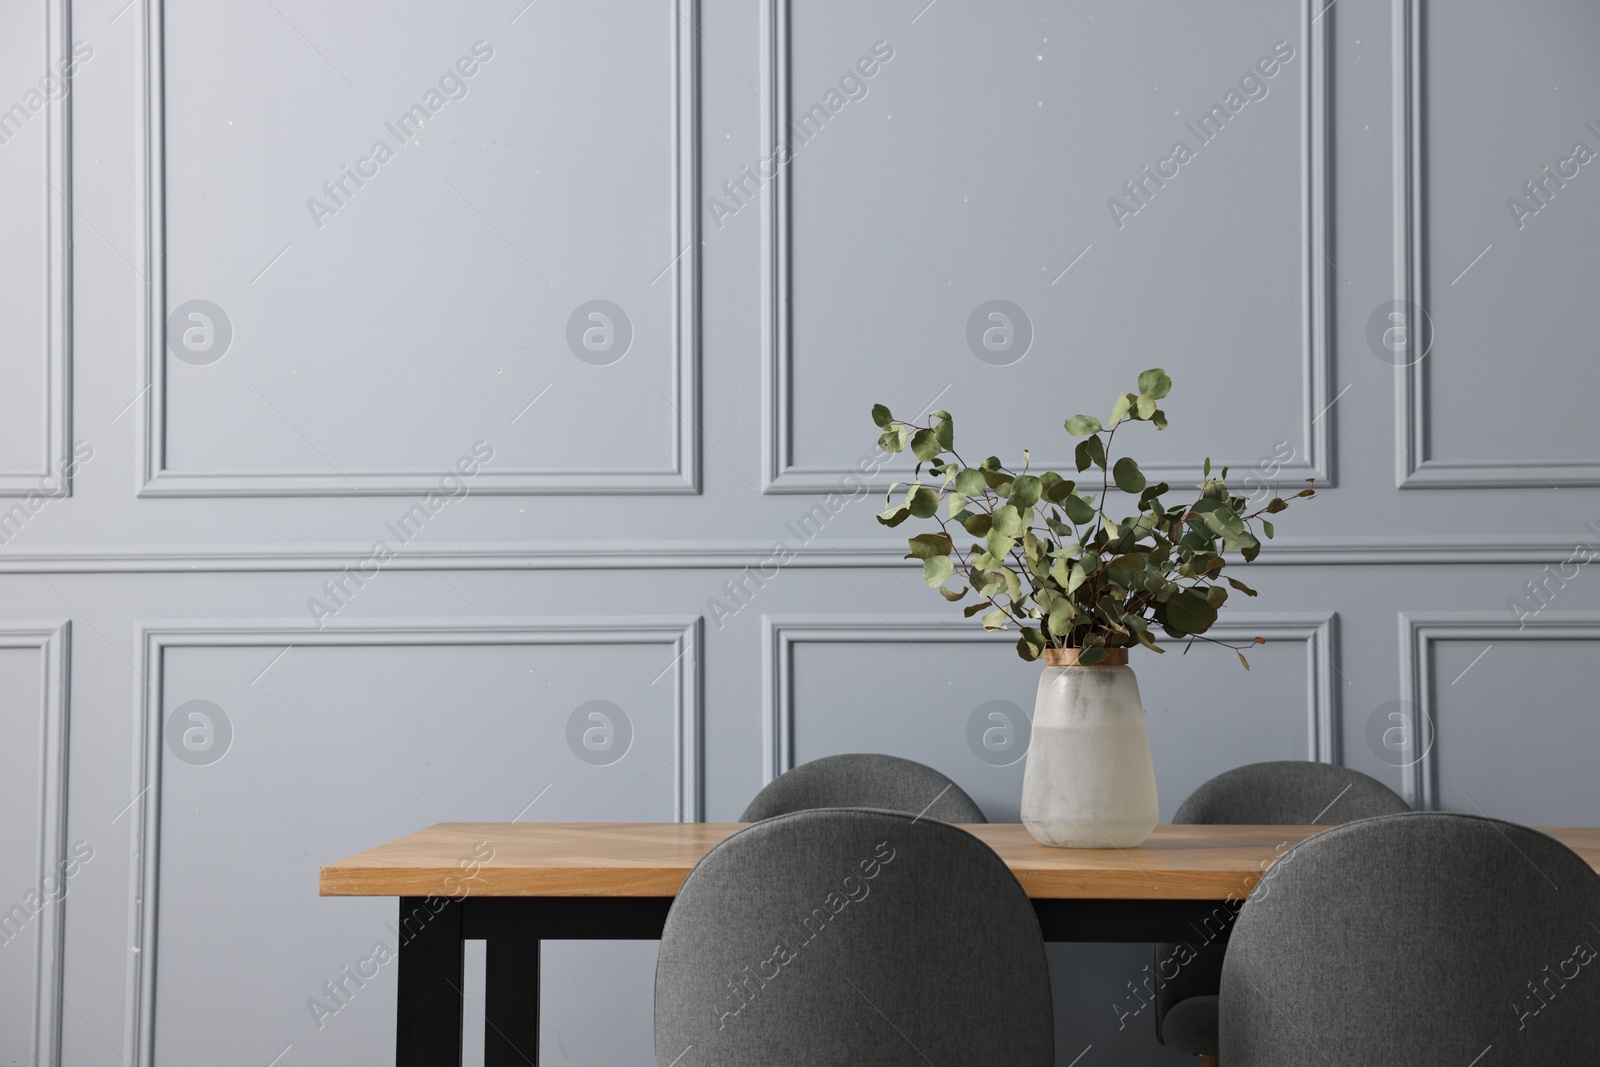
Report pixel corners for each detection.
[1392,0,1595,488]
[136,0,699,496]
[0,621,70,1067]
[1398,611,1600,810]
[761,0,1332,494]
[0,0,73,498]
[0,534,1589,574]
[762,611,1337,784]
[122,615,701,1066]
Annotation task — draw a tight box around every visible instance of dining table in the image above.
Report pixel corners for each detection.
[320,821,1600,1066]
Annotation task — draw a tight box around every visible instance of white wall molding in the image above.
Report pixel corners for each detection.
[1398,611,1600,809]
[1392,0,1600,488]
[761,0,1332,494]
[121,615,700,1067]
[0,0,73,499]
[135,0,699,497]
[0,621,71,1067]
[0,534,1588,574]
[762,611,1337,784]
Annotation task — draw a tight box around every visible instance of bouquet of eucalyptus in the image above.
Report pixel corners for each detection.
[871,369,1313,665]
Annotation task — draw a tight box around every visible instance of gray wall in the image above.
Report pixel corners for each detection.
[1,0,1597,1063]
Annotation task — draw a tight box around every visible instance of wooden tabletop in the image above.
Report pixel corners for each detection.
[320,823,1600,901]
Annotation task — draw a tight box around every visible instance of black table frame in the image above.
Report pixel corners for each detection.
[394,894,1240,1067]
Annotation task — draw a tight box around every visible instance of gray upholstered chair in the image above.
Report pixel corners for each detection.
[1154,761,1410,1063]
[739,752,986,823]
[1221,812,1600,1064]
[654,807,1053,1066]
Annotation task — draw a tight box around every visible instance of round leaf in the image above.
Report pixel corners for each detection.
[1137,368,1172,399]
[1112,456,1146,494]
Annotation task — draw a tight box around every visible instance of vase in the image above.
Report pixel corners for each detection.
[1020,648,1159,848]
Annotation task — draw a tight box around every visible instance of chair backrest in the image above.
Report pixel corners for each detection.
[1154,762,1410,1049]
[654,808,1053,1066]
[1221,812,1600,1065]
[1174,760,1411,826]
[739,753,987,823]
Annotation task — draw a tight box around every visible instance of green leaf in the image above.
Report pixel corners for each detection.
[960,511,993,537]
[938,584,968,602]
[963,601,991,618]
[876,506,912,527]
[1108,552,1145,573]
[1138,482,1170,509]
[1065,414,1103,437]
[1042,475,1077,504]
[1084,435,1107,470]
[922,555,955,588]
[904,532,954,560]
[1265,497,1289,514]
[1062,494,1097,525]
[1077,646,1108,666]
[1016,629,1046,661]
[985,529,1017,559]
[1163,589,1218,635]
[981,609,1010,631]
[871,403,894,429]
[1262,519,1275,539]
[1135,394,1156,419]
[1198,503,1246,538]
[1002,566,1024,602]
[1065,562,1089,594]
[878,429,904,454]
[1110,392,1135,424]
[1047,598,1076,636]
[1225,576,1259,596]
[1150,408,1168,430]
[1137,368,1172,399]
[932,411,954,450]
[955,468,987,496]
[1010,474,1043,507]
[907,486,940,519]
[991,505,1025,537]
[910,428,942,462]
[1112,456,1146,494]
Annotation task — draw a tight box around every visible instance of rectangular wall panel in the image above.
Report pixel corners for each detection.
[1395,0,1600,486]
[0,0,72,496]
[0,623,69,1067]
[763,0,1329,493]
[1403,613,1600,818]
[127,618,697,1067]
[141,0,698,495]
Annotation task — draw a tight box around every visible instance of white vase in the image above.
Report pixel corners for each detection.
[1020,648,1159,848]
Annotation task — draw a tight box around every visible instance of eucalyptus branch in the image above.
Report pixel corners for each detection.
[869,370,1313,664]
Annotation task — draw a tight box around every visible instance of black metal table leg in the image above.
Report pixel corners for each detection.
[396,896,464,1067]
[391,892,1236,1067]
[484,939,540,1066]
